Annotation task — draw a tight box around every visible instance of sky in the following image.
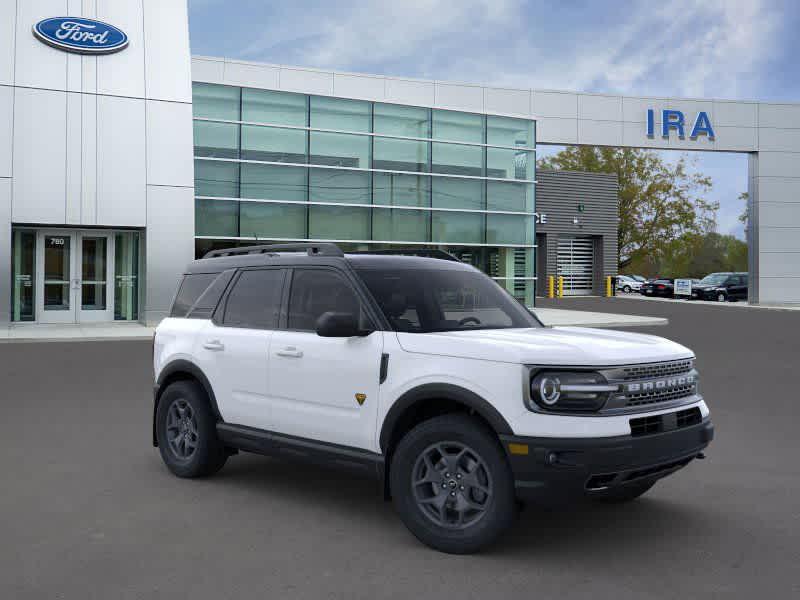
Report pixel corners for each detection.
[188,0,800,240]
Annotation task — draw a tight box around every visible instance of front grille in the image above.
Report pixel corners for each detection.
[626,383,697,407]
[676,407,702,428]
[621,359,693,381]
[630,415,664,436]
[630,407,703,437]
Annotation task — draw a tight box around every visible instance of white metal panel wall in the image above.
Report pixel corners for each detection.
[14,0,69,90]
[146,100,194,187]
[0,0,15,86]
[143,0,192,103]
[96,0,146,98]
[0,85,11,178]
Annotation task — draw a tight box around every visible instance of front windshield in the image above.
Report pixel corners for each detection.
[356,268,541,333]
[700,273,728,285]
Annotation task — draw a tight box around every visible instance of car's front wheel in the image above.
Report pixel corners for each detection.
[717,292,727,302]
[390,414,517,554]
[623,285,632,293]
[156,380,227,478]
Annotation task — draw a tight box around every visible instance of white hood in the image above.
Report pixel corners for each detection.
[395,326,693,366]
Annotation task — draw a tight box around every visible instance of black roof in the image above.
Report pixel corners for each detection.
[185,243,475,275]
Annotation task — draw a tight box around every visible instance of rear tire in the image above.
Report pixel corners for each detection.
[390,414,517,554]
[717,292,727,302]
[623,285,632,293]
[156,380,227,478]
[592,481,654,503]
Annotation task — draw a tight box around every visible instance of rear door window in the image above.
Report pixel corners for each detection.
[222,269,285,329]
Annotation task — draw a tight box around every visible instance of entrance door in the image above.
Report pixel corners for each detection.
[557,236,594,296]
[35,231,114,323]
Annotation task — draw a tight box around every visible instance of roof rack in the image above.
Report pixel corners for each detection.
[347,248,461,262]
[202,242,344,259]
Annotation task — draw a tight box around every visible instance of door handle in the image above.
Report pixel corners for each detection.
[276,346,303,358]
[203,340,225,351]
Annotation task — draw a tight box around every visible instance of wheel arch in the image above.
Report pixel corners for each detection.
[153,360,221,447]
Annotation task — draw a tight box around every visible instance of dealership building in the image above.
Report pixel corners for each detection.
[2,2,800,326]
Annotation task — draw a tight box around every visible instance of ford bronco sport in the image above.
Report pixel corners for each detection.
[153,243,713,554]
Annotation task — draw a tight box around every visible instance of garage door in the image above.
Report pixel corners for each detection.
[557,236,594,296]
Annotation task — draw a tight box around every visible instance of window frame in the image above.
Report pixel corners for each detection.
[213,267,287,330]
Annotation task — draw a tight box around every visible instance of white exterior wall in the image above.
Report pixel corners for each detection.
[0,0,194,324]
[192,56,800,305]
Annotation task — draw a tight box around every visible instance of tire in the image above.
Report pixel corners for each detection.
[390,414,517,554]
[623,285,632,293]
[156,380,227,478]
[592,480,655,503]
[717,292,727,302]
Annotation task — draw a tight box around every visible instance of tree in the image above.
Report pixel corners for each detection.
[538,147,718,271]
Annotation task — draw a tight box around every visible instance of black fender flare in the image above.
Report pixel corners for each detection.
[378,383,513,454]
[153,360,222,446]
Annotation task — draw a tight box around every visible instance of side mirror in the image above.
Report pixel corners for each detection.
[315,311,370,337]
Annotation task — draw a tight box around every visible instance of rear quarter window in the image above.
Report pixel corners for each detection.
[170,273,218,318]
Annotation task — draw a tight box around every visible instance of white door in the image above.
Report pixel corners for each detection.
[557,236,595,296]
[194,268,286,430]
[36,230,114,323]
[268,268,384,450]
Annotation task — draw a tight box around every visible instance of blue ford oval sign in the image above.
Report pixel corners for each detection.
[33,17,128,55]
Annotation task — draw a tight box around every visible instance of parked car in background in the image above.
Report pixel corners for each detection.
[630,275,647,283]
[616,275,643,293]
[640,279,675,298]
[691,272,749,302]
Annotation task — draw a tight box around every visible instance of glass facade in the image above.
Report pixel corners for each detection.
[192,82,536,302]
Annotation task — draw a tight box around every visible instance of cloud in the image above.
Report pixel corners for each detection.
[216,0,782,100]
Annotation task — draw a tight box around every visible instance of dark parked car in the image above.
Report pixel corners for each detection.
[691,272,748,302]
[640,279,674,298]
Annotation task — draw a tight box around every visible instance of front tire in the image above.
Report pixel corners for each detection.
[390,414,517,554]
[717,292,727,302]
[156,380,227,478]
[623,285,632,293]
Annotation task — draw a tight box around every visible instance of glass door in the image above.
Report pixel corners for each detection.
[36,231,77,323]
[78,232,114,322]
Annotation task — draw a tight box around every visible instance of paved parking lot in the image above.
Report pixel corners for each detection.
[1,298,799,599]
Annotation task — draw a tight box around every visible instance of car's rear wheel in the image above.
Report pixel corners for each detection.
[623,285,632,293]
[717,292,727,302]
[592,480,655,503]
[156,380,227,478]
[390,414,517,554]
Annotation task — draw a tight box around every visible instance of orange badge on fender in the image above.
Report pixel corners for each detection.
[355,393,367,406]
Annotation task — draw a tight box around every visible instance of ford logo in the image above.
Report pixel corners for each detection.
[32,17,128,55]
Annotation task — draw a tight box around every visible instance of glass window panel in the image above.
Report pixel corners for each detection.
[81,237,107,311]
[486,215,532,245]
[242,88,307,126]
[374,103,429,137]
[431,143,483,176]
[432,110,484,143]
[239,202,306,239]
[11,230,35,321]
[372,208,430,242]
[288,269,365,331]
[194,160,239,197]
[487,181,534,212]
[431,177,484,210]
[486,148,533,180]
[194,121,239,158]
[310,96,370,132]
[114,232,139,321]
[373,173,430,207]
[309,206,370,240]
[240,163,307,201]
[196,199,238,237]
[432,211,484,244]
[241,125,306,163]
[223,269,285,329]
[44,235,71,311]
[373,137,428,172]
[171,273,217,318]
[192,83,240,120]
[486,116,534,147]
[310,131,369,168]
[309,168,370,204]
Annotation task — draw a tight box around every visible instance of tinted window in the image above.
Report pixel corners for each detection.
[187,270,235,319]
[222,269,284,329]
[287,269,363,331]
[357,268,540,333]
[171,273,217,317]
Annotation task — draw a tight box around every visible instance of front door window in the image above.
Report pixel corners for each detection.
[81,237,108,312]
[43,235,72,314]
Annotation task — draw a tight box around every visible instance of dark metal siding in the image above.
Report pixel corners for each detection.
[536,170,619,294]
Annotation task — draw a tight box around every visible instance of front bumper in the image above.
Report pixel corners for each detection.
[499,417,713,502]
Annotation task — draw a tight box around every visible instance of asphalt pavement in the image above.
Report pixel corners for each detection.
[1,297,798,599]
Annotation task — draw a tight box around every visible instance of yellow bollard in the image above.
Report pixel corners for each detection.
[557,276,564,298]
[606,276,612,297]
[548,275,554,299]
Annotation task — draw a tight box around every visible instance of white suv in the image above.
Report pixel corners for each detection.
[153,243,713,554]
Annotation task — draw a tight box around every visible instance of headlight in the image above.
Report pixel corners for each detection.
[528,371,618,412]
